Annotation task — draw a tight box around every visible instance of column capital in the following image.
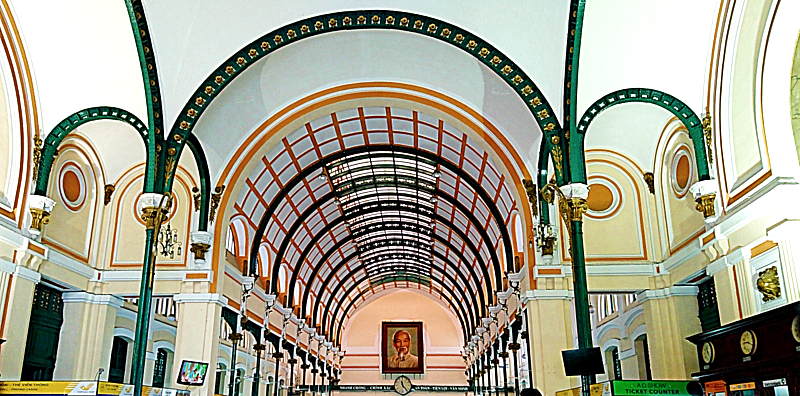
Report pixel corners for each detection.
[638,285,698,302]
[14,263,42,284]
[27,194,56,237]
[62,292,124,308]
[136,193,168,229]
[173,293,224,305]
[190,231,213,269]
[522,289,573,302]
[689,180,719,221]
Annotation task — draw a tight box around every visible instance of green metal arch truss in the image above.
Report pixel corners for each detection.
[161,9,563,192]
[571,88,711,183]
[125,0,165,193]
[184,134,211,231]
[34,106,149,195]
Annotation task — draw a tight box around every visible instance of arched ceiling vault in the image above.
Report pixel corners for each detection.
[229,106,525,344]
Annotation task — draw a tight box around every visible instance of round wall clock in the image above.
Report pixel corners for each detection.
[701,341,715,364]
[394,375,412,395]
[739,330,757,355]
[792,315,800,343]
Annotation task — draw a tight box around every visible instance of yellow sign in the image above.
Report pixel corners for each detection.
[556,387,581,396]
[0,382,98,395]
[729,383,755,391]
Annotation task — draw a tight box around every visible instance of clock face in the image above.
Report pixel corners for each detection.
[740,330,757,355]
[701,342,715,364]
[394,375,412,395]
[792,315,800,343]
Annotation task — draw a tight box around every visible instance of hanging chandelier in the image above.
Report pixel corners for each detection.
[158,223,182,259]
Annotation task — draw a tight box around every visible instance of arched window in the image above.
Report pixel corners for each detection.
[108,336,128,383]
[215,363,227,395]
[226,225,236,255]
[634,334,652,380]
[604,346,621,380]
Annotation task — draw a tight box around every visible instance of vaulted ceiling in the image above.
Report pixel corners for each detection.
[12,0,719,344]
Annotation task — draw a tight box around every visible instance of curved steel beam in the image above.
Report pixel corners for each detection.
[289,202,494,311]
[306,230,486,328]
[281,187,500,302]
[256,145,514,287]
[327,260,473,344]
[322,259,473,344]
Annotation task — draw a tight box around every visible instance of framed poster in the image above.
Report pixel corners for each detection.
[382,321,424,374]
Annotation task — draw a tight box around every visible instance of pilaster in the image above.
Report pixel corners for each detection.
[0,261,40,379]
[53,292,123,380]
[172,293,224,396]
[707,249,749,325]
[523,290,576,396]
[767,220,800,304]
[639,286,700,379]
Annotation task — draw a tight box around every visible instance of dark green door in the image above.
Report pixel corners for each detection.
[21,284,64,380]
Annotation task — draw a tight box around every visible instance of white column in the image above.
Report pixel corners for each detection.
[54,292,124,380]
[172,293,224,396]
[523,289,577,396]
[639,286,700,379]
[0,261,40,379]
[767,220,800,304]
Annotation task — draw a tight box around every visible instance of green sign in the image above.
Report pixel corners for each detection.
[611,381,701,396]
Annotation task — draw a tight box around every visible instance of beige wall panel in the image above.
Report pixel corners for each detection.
[657,128,703,255]
[586,276,650,292]
[792,33,800,159]
[642,294,700,379]
[172,301,221,395]
[44,147,97,261]
[620,356,641,380]
[53,296,119,381]
[582,157,648,262]
[109,170,194,267]
[153,329,177,345]
[0,274,37,380]
[115,316,136,331]
[339,290,464,385]
[527,298,576,396]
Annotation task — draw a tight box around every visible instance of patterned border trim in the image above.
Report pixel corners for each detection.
[573,88,710,182]
[34,106,148,195]
[162,10,563,191]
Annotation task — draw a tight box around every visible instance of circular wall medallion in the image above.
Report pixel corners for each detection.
[671,146,694,198]
[58,162,87,212]
[585,176,623,220]
[791,315,800,343]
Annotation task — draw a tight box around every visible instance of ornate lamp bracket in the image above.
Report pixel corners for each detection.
[190,231,212,269]
[28,195,56,237]
[137,193,169,230]
[541,183,589,233]
[689,180,718,222]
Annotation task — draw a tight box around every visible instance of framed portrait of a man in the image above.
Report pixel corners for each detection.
[381,321,424,374]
